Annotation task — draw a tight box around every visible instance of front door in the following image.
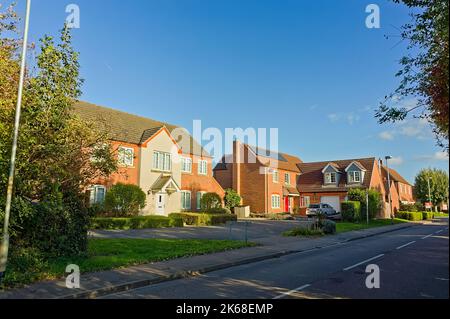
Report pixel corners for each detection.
[156,193,166,215]
[284,196,290,213]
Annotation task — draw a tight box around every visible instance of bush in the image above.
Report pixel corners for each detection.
[91,215,183,230]
[104,183,146,217]
[348,188,381,219]
[400,202,424,212]
[205,207,232,214]
[422,212,434,220]
[341,201,361,222]
[283,227,324,237]
[224,189,242,210]
[321,220,336,234]
[397,211,423,221]
[200,192,222,211]
[169,212,237,226]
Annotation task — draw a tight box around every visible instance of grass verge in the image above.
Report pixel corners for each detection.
[336,218,408,233]
[1,239,254,289]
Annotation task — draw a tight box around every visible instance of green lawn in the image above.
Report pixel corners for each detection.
[336,218,408,233]
[2,239,254,289]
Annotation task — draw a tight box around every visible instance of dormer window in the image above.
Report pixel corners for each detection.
[348,171,361,183]
[325,172,337,184]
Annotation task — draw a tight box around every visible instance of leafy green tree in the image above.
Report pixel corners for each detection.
[200,192,222,211]
[376,0,449,152]
[348,188,382,219]
[104,184,146,217]
[223,188,241,210]
[414,168,449,207]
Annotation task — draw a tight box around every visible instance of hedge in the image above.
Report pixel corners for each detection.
[341,201,361,222]
[91,215,184,230]
[169,212,237,226]
[396,211,423,221]
[422,212,434,220]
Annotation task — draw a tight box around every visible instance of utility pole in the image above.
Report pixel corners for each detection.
[0,0,32,283]
[427,177,432,212]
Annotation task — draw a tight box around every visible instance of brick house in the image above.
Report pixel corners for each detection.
[213,141,302,214]
[380,163,415,205]
[73,101,224,215]
[297,158,394,218]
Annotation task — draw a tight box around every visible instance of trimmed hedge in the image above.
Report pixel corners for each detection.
[91,215,183,230]
[341,201,361,222]
[397,211,423,221]
[422,212,434,220]
[169,212,237,226]
[205,207,232,215]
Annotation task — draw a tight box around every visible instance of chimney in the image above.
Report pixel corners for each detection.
[232,140,242,198]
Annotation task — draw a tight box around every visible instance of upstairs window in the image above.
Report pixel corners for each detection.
[181,157,192,173]
[273,170,279,183]
[198,160,208,175]
[118,146,134,167]
[153,151,172,172]
[348,171,361,183]
[285,173,291,185]
[324,172,337,184]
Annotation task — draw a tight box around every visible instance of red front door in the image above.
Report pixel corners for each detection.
[284,197,290,213]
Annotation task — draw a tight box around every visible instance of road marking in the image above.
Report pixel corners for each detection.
[273,284,311,299]
[435,229,443,234]
[422,234,434,239]
[343,254,384,271]
[396,241,416,250]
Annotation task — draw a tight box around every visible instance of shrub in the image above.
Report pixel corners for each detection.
[348,188,381,219]
[168,212,237,226]
[341,201,361,222]
[224,189,242,210]
[321,220,337,234]
[200,192,222,211]
[206,207,232,214]
[283,227,324,237]
[400,202,424,212]
[397,211,423,221]
[422,212,434,220]
[104,183,146,217]
[91,215,183,230]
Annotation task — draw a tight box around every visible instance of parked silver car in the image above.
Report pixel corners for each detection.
[306,203,341,220]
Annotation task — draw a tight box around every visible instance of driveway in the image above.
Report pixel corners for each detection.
[90,219,312,245]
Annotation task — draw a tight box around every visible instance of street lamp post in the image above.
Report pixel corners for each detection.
[0,0,32,283]
[427,177,432,212]
[385,156,393,222]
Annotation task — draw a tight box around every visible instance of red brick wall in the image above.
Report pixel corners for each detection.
[181,154,225,211]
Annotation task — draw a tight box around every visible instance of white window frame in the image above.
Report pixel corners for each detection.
[196,191,206,210]
[89,185,106,205]
[118,146,134,167]
[325,172,337,184]
[198,160,208,175]
[271,195,281,209]
[181,157,192,173]
[181,191,191,210]
[285,173,291,185]
[153,151,172,172]
[348,171,361,183]
[300,196,311,208]
[273,170,279,183]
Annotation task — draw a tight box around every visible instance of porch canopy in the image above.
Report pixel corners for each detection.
[150,175,181,194]
[283,186,300,197]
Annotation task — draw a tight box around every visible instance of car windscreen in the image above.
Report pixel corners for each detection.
[309,204,320,208]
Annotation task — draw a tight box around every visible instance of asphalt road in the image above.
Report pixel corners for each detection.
[103,222,449,299]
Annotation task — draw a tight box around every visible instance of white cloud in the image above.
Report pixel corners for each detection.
[388,156,403,166]
[416,152,449,162]
[379,131,394,140]
[326,112,360,125]
[327,113,340,122]
[346,113,360,125]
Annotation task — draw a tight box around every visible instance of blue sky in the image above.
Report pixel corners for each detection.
[15,0,449,183]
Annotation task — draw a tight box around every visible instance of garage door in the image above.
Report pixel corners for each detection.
[321,196,341,212]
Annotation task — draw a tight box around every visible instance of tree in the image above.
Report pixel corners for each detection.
[348,188,382,219]
[200,193,222,211]
[376,0,449,152]
[1,4,117,258]
[223,188,241,210]
[414,168,449,208]
[104,184,146,217]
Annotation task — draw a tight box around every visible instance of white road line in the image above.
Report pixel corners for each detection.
[435,229,444,234]
[396,241,416,250]
[273,284,311,299]
[422,234,434,239]
[343,254,384,271]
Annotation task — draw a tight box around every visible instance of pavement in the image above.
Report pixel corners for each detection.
[0,220,421,299]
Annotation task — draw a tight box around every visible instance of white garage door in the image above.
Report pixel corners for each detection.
[321,196,341,212]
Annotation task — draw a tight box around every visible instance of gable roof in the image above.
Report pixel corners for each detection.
[72,101,209,157]
[381,166,412,186]
[297,158,376,192]
[213,144,302,172]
